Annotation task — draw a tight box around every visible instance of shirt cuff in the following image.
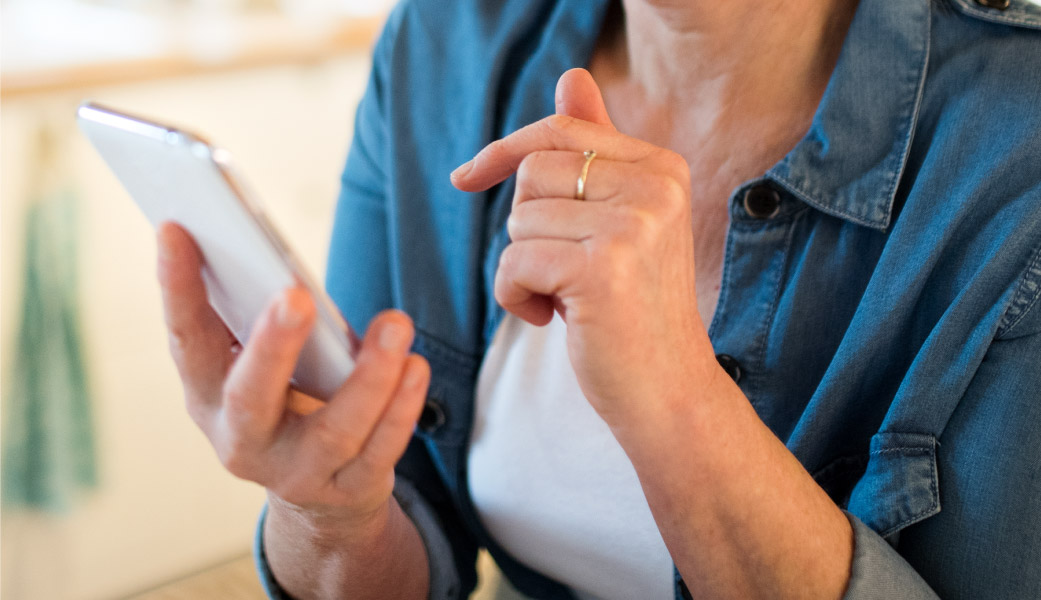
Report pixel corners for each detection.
[252,478,462,600]
[393,476,464,600]
[841,511,940,600]
[253,502,295,600]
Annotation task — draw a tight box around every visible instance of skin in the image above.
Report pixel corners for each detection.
[157,223,430,600]
[157,0,860,598]
[452,68,852,600]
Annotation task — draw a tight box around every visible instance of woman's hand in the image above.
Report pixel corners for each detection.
[454,70,853,600]
[452,68,718,430]
[156,222,430,535]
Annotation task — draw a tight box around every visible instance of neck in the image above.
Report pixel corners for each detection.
[608,0,858,124]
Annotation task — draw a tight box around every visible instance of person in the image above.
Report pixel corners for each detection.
[155,0,1041,598]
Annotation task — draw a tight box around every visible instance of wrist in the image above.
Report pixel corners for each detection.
[605,343,734,450]
[266,491,394,551]
[263,487,430,600]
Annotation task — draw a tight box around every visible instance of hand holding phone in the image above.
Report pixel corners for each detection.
[157,220,431,560]
[83,103,433,557]
[78,102,356,400]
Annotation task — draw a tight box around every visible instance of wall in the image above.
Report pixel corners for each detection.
[1,54,372,600]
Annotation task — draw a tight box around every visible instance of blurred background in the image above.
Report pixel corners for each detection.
[0,0,496,598]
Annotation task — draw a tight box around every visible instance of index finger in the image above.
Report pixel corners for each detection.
[450,115,657,193]
[156,222,235,392]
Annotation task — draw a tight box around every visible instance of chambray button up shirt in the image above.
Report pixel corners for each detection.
[257,0,1041,598]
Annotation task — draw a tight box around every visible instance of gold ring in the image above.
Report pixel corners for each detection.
[575,150,597,200]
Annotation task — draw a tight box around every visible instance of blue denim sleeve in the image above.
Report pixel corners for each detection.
[844,283,1041,599]
[394,478,464,599]
[253,503,293,600]
[841,513,939,600]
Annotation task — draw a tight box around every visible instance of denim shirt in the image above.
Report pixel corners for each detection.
[255,0,1041,598]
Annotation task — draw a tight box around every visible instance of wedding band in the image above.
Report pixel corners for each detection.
[575,150,597,200]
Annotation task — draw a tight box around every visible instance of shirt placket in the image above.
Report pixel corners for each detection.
[707,179,803,418]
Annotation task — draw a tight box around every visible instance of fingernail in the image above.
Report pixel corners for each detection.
[379,321,409,352]
[277,291,305,329]
[451,159,474,181]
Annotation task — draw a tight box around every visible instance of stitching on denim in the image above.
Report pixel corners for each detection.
[877,458,941,538]
[751,209,806,383]
[706,210,737,339]
[766,175,889,231]
[767,1,930,232]
[947,0,1041,29]
[997,241,1041,338]
[848,0,929,229]
[869,447,932,456]
[877,4,931,231]
[873,441,941,537]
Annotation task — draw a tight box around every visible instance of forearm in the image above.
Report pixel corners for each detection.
[264,493,430,600]
[617,368,853,600]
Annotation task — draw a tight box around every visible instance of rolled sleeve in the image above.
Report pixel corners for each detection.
[253,503,295,600]
[394,477,464,600]
[252,478,461,600]
[841,512,939,600]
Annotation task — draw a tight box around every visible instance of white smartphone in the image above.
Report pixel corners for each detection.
[78,102,357,401]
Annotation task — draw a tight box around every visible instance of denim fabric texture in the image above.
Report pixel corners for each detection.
[256,0,1041,598]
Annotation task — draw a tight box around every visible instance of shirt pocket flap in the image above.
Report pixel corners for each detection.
[846,432,941,539]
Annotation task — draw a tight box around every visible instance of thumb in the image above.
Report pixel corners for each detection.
[555,68,614,129]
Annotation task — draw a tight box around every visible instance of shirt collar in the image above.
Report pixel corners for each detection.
[767,0,932,231]
[948,0,1041,30]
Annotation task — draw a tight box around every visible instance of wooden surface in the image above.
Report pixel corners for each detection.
[127,556,264,600]
[1,9,382,98]
[122,551,531,600]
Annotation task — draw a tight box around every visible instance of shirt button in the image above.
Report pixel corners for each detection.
[975,0,1010,9]
[742,185,781,219]
[716,354,743,383]
[418,399,447,434]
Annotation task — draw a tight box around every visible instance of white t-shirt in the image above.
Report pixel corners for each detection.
[468,313,674,600]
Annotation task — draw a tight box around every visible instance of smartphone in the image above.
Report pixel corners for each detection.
[78,102,357,401]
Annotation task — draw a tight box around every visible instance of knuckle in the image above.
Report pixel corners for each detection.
[166,327,191,362]
[311,415,364,458]
[350,447,382,476]
[506,212,521,241]
[506,204,533,240]
[497,242,522,275]
[587,238,628,281]
[657,149,690,178]
[516,152,541,181]
[183,394,211,428]
[661,176,689,207]
[481,138,507,165]
[613,206,651,238]
[493,267,512,307]
[642,174,689,220]
[655,173,680,197]
[544,114,575,138]
[593,236,627,262]
[219,439,257,480]
[221,380,255,415]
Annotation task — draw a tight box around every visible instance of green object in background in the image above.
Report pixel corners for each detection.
[2,190,98,512]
